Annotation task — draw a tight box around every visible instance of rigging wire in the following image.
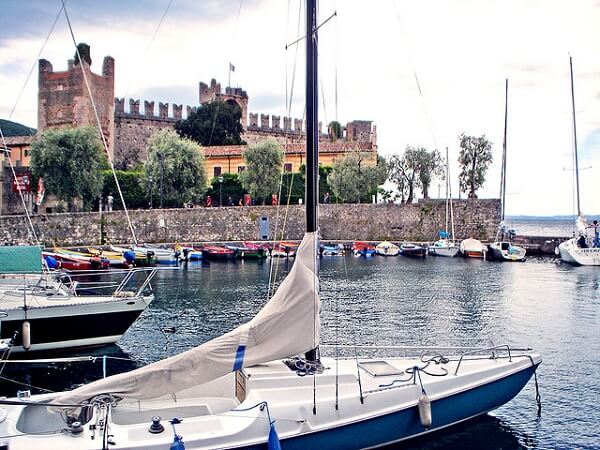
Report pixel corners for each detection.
[121,0,174,100]
[61,0,138,245]
[392,1,439,151]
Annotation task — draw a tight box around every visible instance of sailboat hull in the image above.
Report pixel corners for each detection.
[253,363,538,450]
[559,238,600,266]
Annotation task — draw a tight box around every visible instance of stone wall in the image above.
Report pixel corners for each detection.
[0,199,500,246]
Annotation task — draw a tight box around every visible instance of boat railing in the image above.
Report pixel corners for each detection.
[321,343,529,376]
[50,268,159,298]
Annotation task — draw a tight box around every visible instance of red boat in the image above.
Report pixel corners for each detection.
[351,241,376,257]
[201,245,236,261]
[42,252,108,271]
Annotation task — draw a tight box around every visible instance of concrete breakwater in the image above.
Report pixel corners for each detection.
[0,199,500,246]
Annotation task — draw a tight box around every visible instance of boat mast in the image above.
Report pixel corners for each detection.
[569,56,581,217]
[305,0,319,364]
[445,147,449,235]
[447,147,455,242]
[306,0,319,233]
[501,78,508,223]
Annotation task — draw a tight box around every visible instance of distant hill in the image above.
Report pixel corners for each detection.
[0,119,36,137]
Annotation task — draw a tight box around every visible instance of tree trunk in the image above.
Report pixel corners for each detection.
[470,152,477,198]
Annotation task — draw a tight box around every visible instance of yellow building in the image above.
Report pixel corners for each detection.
[202,141,377,180]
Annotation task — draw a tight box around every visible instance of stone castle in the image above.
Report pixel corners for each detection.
[37,45,377,169]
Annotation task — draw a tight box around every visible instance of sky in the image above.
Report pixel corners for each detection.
[1,0,599,216]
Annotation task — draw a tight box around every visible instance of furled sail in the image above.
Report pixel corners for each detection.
[54,232,320,407]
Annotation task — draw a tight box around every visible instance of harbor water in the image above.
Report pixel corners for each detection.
[2,253,599,449]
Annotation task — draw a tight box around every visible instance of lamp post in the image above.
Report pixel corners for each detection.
[148,175,153,209]
[218,175,224,207]
[157,152,164,209]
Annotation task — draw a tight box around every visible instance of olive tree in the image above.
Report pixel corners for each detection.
[239,140,283,204]
[387,146,443,202]
[144,130,207,207]
[458,133,493,198]
[30,126,106,211]
[328,150,387,203]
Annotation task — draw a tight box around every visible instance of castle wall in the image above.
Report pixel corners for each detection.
[0,200,501,246]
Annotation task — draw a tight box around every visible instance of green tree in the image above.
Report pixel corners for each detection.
[417,148,443,199]
[387,147,443,202]
[144,130,207,207]
[30,127,106,211]
[458,133,493,198]
[102,170,147,209]
[328,121,343,140]
[328,150,387,203]
[239,140,283,204]
[175,100,244,146]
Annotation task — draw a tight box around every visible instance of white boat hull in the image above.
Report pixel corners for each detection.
[559,238,600,266]
[0,350,540,449]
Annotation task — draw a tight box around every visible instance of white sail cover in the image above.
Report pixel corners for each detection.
[54,232,320,407]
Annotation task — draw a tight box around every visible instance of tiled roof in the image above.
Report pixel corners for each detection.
[202,141,373,157]
[2,135,34,146]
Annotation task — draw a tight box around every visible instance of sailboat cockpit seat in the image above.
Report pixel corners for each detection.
[111,397,239,425]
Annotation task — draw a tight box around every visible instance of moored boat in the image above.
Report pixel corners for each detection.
[352,241,376,257]
[0,3,541,447]
[225,243,267,259]
[428,237,460,257]
[460,238,486,258]
[320,243,345,256]
[202,245,237,261]
[400,242,427,257]
[0,246,157,353]
[376,240,400,256]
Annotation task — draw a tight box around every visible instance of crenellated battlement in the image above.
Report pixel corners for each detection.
[246,113,315,135]
[114,98,193,121]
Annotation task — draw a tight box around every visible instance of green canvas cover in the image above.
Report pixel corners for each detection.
[0,246,43,274]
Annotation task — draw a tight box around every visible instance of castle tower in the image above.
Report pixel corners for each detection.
[38,43,115,157]
[199,78,248,127]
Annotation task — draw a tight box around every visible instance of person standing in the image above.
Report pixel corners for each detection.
[106,193,114,212]
[588,220,600,248]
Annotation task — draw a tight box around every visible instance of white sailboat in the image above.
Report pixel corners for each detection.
[558,57,600,266]
[488,79,526,262]
[428,147,460,257]
[0,2,541,447]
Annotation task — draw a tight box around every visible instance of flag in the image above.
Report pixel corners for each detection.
[229,62,235,72]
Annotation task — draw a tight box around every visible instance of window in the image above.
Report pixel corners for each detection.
[24,150,29,157]
[284,163,293,173]
[237,165,246,173]
[213,166,222,176]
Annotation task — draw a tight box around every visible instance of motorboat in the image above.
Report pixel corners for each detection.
[320,243,345,256]
[400,243,426,257]
[351,241,376,257]
[376,240,400,256]
[460,238,486,258]
[0,246,156,353]
[202,245,237,261]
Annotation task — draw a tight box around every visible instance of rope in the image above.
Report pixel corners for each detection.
[61,0,138,245]
[0,128,39,243]
[533,369,542,417]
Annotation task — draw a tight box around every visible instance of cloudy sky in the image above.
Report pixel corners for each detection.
[1,0,599,216]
